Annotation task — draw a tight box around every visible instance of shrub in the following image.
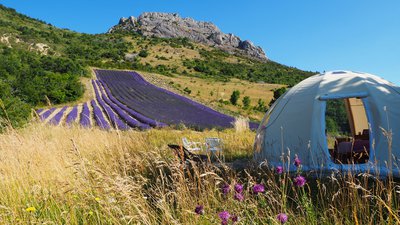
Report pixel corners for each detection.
[0,97,31,131]
[230,90,240,105]
[183,87,192,95]
[138,49,149,58]
[254,98,268,112]
[269,87,287,106]
[242,96,251,109]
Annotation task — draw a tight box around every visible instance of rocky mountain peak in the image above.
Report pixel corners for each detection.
[108,12,267,61]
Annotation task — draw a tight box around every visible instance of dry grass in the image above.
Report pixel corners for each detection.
[0,123,398,224]
[233,117,250,133]
[0,124,253,224]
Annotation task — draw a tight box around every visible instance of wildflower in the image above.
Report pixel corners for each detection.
[293,175,306,187]
[276,166,284,174]
[277,213,288,223]
[294,156,301,167]
[234,193,244,201]
[234,183,243,193]
[221,183,230,195]
[95,197,101,202]
[218,211,231,223]
[231,215,239,223]
[194,205,204,215]
[253,184,265,194]
[108,197,116,203]
[25,206,36,213]
[88,211,94,216]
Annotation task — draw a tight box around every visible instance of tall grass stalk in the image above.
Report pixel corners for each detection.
[0,123,398,224]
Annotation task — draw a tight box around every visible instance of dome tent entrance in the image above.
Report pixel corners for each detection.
[254,71,400,177]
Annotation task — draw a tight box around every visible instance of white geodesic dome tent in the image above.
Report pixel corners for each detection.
[254,71,400,176]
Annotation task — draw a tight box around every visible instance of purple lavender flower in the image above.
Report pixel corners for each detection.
[294,156,301,167]
[48,106,67,126]
[80,102,91,128]
[218,211,231,223]
[194,205,204,215]
[277,213,288,224]
[234,193,244,201]
[39,108,56,121]
[221,184,230,195]
[253,184,265,194]
[93,80,149,130]
[92,81,129,130]
[93,69,258,130]
[276,166,284,174]
[91,100,111,130]
[293,175,306,187]
[36,108,44,115]
[234,183,243,193]
[97,80,166,128]
[65,106,78,125]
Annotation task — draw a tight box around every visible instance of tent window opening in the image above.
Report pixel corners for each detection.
[325,98,370,164]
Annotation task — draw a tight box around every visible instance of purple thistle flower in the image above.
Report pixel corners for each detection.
[194,205,204,215]
[234,183,243,193]
[253,184,265,194]
[277,213,288,224]
[234,193,244,202]
[293,175,306,187]
[221,184,230,195]
[218,211,231,222]
[231,215,239,223]
[294,156,301,167]
[276,166,284,174]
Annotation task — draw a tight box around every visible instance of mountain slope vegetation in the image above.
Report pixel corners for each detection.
[0,4,314,130]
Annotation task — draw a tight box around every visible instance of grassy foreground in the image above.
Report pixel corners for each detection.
[0,124,399,224]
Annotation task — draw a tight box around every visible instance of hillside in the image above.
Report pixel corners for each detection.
[0,4,314,130]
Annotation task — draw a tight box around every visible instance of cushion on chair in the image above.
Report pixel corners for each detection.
[337,142,352,154]
[353,140,369,153]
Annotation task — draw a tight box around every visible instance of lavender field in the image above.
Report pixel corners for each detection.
[36,69,257,130]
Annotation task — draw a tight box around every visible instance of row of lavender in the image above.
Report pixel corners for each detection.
[95,69,259,130]
[36,75,167,130]
[37,104,89,127]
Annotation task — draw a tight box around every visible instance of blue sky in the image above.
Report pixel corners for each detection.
[1,0,400,84]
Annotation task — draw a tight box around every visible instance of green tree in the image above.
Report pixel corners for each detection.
[230,90,240,105]
[183,87,192,95]
[326,99,350,135]
[255,99,268,112]
[269,87,287,107]
[138,49,149,58]
[0,97,31,131]
[242,96,251,109]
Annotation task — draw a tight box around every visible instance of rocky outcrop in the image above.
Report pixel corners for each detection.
[108,12,267,61]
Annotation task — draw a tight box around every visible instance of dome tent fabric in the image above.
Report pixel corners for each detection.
[254,71,400,177]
